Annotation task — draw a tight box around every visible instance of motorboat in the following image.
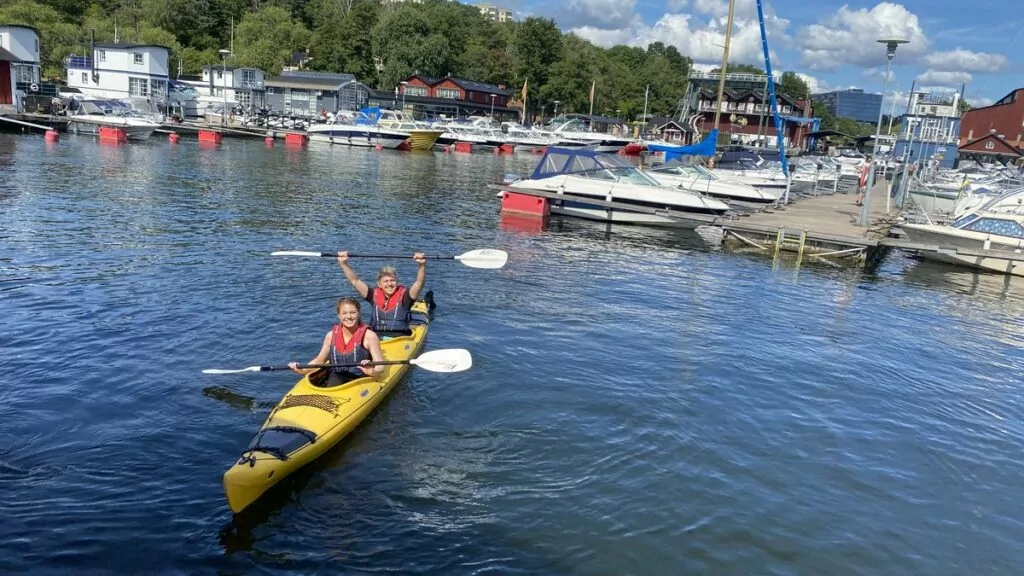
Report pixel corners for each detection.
[306,110,410,149]
[370,108,443,151]
[644,161,779,203]
[901,188,1024,276]
[544,114,632,153]
[500,147,730,227]
[65,98,161,140]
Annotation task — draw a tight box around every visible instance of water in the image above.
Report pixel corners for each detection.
[2,134,1023,574]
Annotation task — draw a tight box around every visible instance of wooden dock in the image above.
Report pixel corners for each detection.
[715,181,892,266]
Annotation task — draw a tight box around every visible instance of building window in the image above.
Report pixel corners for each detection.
[404,86,428,97]
[437,88,460,99]
[128,77,149,97]
[237,91,251,107]
[98,50,106,62]
[82,72,88,84]
[14,65,33,83]
[150,79,167,101]
[133,52,143,65]
[216,70,223,79]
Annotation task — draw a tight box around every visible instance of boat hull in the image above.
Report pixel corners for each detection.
[551,201,700,228]
[901,223,1024,276]
[223,301,431,513]
[67,120,156,140]
[307,128,408,149]
[406,130,444,151]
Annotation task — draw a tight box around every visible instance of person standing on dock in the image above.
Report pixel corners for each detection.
[856,156,872,207]
[337,251,427,339]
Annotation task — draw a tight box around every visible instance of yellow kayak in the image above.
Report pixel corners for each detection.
[223,299,432,513]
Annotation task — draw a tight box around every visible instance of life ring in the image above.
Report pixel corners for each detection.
[29,82,38,92]
[858,164,870,188]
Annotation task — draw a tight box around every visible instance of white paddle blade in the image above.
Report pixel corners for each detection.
[409,348,473,373]
[454,249,508,269]
[202,366,262,375]
[271,251,325,257]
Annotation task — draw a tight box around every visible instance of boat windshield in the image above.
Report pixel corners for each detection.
[534,148,657,183]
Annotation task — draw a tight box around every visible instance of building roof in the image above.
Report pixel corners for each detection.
[266,75,361,90]
[202,65,262,72]
[94,42,171,52]
[0,24,41,36]
[958,132,1022,157]
[0,46,23,62]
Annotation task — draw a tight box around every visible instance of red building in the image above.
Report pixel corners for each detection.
[689,87,814,148]
[400,74,511,107]
[959,88,1024,148]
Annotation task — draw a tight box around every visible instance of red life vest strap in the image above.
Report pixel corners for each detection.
[332,324,368,354]
[373,286,407,312]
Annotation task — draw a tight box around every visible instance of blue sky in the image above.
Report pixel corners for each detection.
[487,0,1022,108]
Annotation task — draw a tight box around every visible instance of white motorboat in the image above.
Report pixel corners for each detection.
[901,188,1024,276]
[545,114,632,153]
[306,110,410,149]
[65,99,161,140]
[500,147,730,227]
[645,162,779,203]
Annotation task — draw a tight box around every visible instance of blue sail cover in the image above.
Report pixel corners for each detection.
[646,128,718,161]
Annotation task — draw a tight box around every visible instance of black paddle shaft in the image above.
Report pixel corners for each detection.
[315,253,455,260]
[265,360,411,371]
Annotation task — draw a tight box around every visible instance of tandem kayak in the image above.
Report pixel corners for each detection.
[223,297,434,513]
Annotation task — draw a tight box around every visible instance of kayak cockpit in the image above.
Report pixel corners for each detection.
[240,425,317,464]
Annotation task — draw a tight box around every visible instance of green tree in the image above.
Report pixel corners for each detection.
[512,16,560,90]
[370,5,454,89]
[0,0,85,78]
[777,71,809,100]
[231,5,310,75]
[711,62,763,75]
[309,0,377,77]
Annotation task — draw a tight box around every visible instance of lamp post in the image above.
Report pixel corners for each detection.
[218,48,230,125]
[553,100,560,117]
[489,93,496,119]
[859,38,907,226]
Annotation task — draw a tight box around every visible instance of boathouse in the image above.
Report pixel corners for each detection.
[264,71,372,115]
[372,73,517,120]
[65,43,171,103]
[958,131,1023,164]
[0,25,41,91]
[200,65,266,108]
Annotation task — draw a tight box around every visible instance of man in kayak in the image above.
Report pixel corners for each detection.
[337,251,427,338]
[288,297,385,386]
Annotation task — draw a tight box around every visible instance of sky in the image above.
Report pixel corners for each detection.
[488,0,1023,109]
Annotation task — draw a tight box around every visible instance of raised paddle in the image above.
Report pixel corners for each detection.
[202,348,473,375]
[270,248,508,270]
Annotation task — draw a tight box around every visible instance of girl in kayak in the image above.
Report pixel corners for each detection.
[337,250,427,339]
[288,297,385,386]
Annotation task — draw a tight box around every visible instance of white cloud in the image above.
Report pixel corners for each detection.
[921,48,1006,73]
[569,0,789,67]
[798,3,929,72]
[795,72,830,94]
[559,0,639,28]
[967,96,994,108]
[915,69,972,87]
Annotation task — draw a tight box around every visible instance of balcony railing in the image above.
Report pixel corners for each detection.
[67,55,92,69]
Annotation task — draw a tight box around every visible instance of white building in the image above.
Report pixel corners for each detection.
[66,42,171,103]
[476,3,513,22]
[0,25,41,87]
[200,65,265,108]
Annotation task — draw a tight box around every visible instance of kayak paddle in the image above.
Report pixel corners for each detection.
[269,248,508,269]
[202,348,473,375]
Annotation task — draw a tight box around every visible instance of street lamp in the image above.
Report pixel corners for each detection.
[399,80,408,113]
[218,48,230,126]
[489,93,496,119]
[859,38,907,225]
[553,100,560,117]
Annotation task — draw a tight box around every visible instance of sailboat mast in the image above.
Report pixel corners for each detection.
[712,0,737,132]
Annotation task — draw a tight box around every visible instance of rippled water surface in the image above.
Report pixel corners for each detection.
[2,134,1023,574]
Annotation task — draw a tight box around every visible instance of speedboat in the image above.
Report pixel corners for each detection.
[500,147,730,227]
[901,188,1024,275]
[645,162,779,203]
[371,108,443,151]
[306,110,410,149]
[545,114,632,153]
[65,98,161,140]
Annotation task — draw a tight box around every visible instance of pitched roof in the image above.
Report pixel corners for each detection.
[402,74,512,96]
[959,132,1023,157]
[93,42,170,51]
[0,46,23,62]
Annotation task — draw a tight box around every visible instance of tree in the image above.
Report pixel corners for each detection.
[512,16,560,89]
[777,71,809,100]
[370,6,454,89]
[711,62,763,75]
[231,5,310,75]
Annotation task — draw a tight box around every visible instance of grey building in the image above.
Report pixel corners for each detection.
[812,88,881,124]
[264,71,372,116]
